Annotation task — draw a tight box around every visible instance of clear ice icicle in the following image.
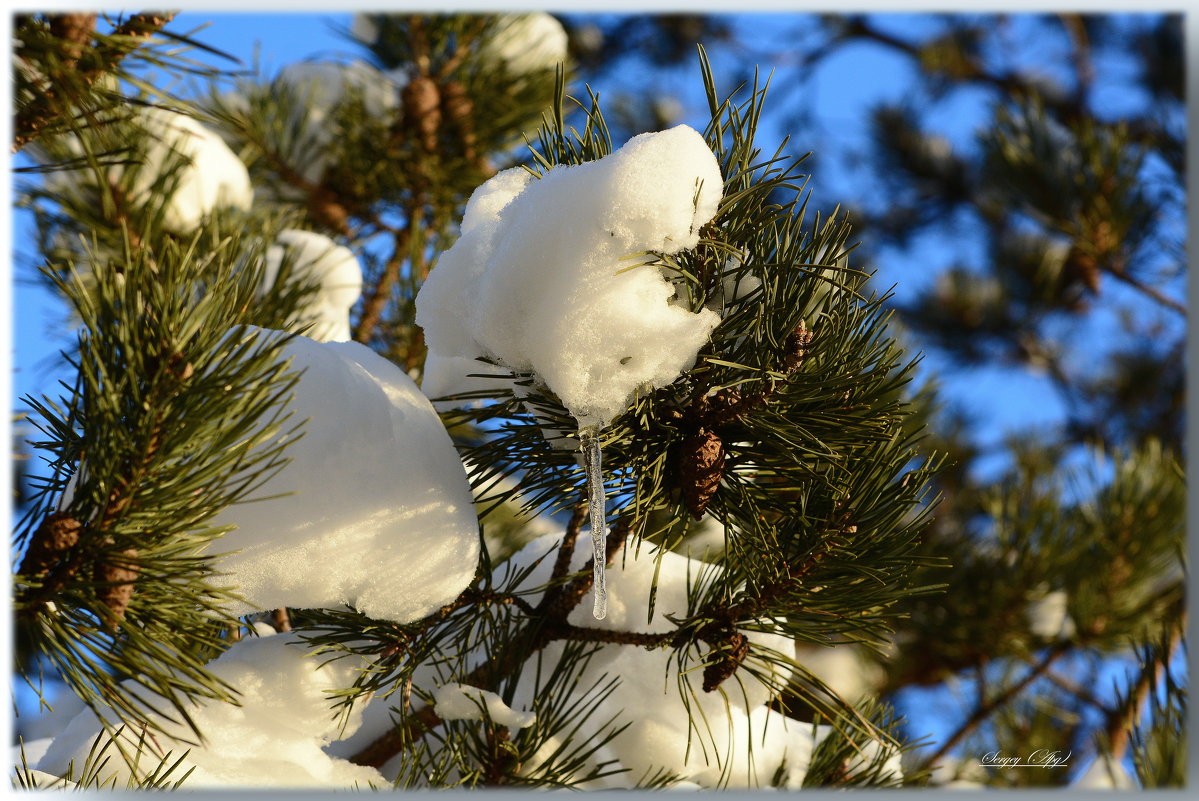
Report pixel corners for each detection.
[580,426,607,619]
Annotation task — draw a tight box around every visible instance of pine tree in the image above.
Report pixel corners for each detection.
[630,12,1184,789]
[11,10,1184,791]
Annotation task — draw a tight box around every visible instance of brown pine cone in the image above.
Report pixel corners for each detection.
[402,76,442,153]
[18,512,82,577]
[702,631,750,692]
[94,547,139,630]
[679,428,725,519]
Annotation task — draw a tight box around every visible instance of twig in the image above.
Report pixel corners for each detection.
[1046,670,1110,714]
[349,515,637,769]
[919,644,1070,773]
[271,607,292,633]
[1057,14,1094,104]
[1104,267,1187,317]
[1104,614,1185,762]
[354,229,410,344]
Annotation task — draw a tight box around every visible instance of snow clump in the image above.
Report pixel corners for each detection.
[480,13,569,76]
[35,630,386,789]
[46,107,252,235]
[210,328,479,623]
[350,13,379,45]
[261,229,363,342]
[1025,587,1077,640]
[1072,755,1137,789]
[277,60,402,125]
[416,124,724,427]
[502,533,810,787]
[225,60,404,189]
[794,642,887,704]
[432,683,536,730]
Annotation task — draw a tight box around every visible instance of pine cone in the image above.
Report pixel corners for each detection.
[679,428,725,519]
[307,185,351,236]
[49,13,97,70]
[94,547,139,630]
[18,512,82,577]
[780,319,813,373]
[440,81,477,161]
[402,76,442,153]
[702,631,750,692]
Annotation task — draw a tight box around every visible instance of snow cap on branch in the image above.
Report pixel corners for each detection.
[350,13,379,45]
[47,107,252,235]
[1025,587,1077,640]
[277,60,402,123]
[224,60,404,189]
[212,329,479,623]
[129,108,253,234]
[261,229,363,342]
[505,534,807,787]
[36,632,385,789]
[481,13,569,76]
[433,683,536,730]
[417,124,724,426]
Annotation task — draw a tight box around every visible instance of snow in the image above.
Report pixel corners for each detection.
[210,328,479,623]
[417,125,724,427]
[15,688,87,745]
[1025,588,1077,640]
[15,769,77,790]
[499,533,805,787]
[432,683,536,730]
[34,632,385,789]
[680,514,728,561]
[480,13,569,76]
[350,13,379,45]
[261,229,363,342]
[237,527,901,789]
[1073,755,1137,789]
[278,60,401,125]
[46,107,252,235]
[794,643,886,704]
[13,738,54,769]
[228,60,404,188]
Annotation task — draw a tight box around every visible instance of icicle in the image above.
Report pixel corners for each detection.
[580,426,607,619]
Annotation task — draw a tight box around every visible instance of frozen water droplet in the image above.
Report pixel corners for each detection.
[580,426,607,620]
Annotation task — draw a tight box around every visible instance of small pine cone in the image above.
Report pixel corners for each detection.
[780,320,814,373]
[19,512,82,577]
[441,81,472,124]
[166,350,194,382]
[440,81,477,161]
[679,428,725,519]
[702,632,750,692]
[307,186,351,236]
[120,13,175,38]
[49,14,97,69]
[706,388,742,421]
[1064,246,1101,294]
[94,547,140,630]
[402,76,442,153]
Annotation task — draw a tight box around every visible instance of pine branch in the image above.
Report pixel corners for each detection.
[14,12,179,152]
